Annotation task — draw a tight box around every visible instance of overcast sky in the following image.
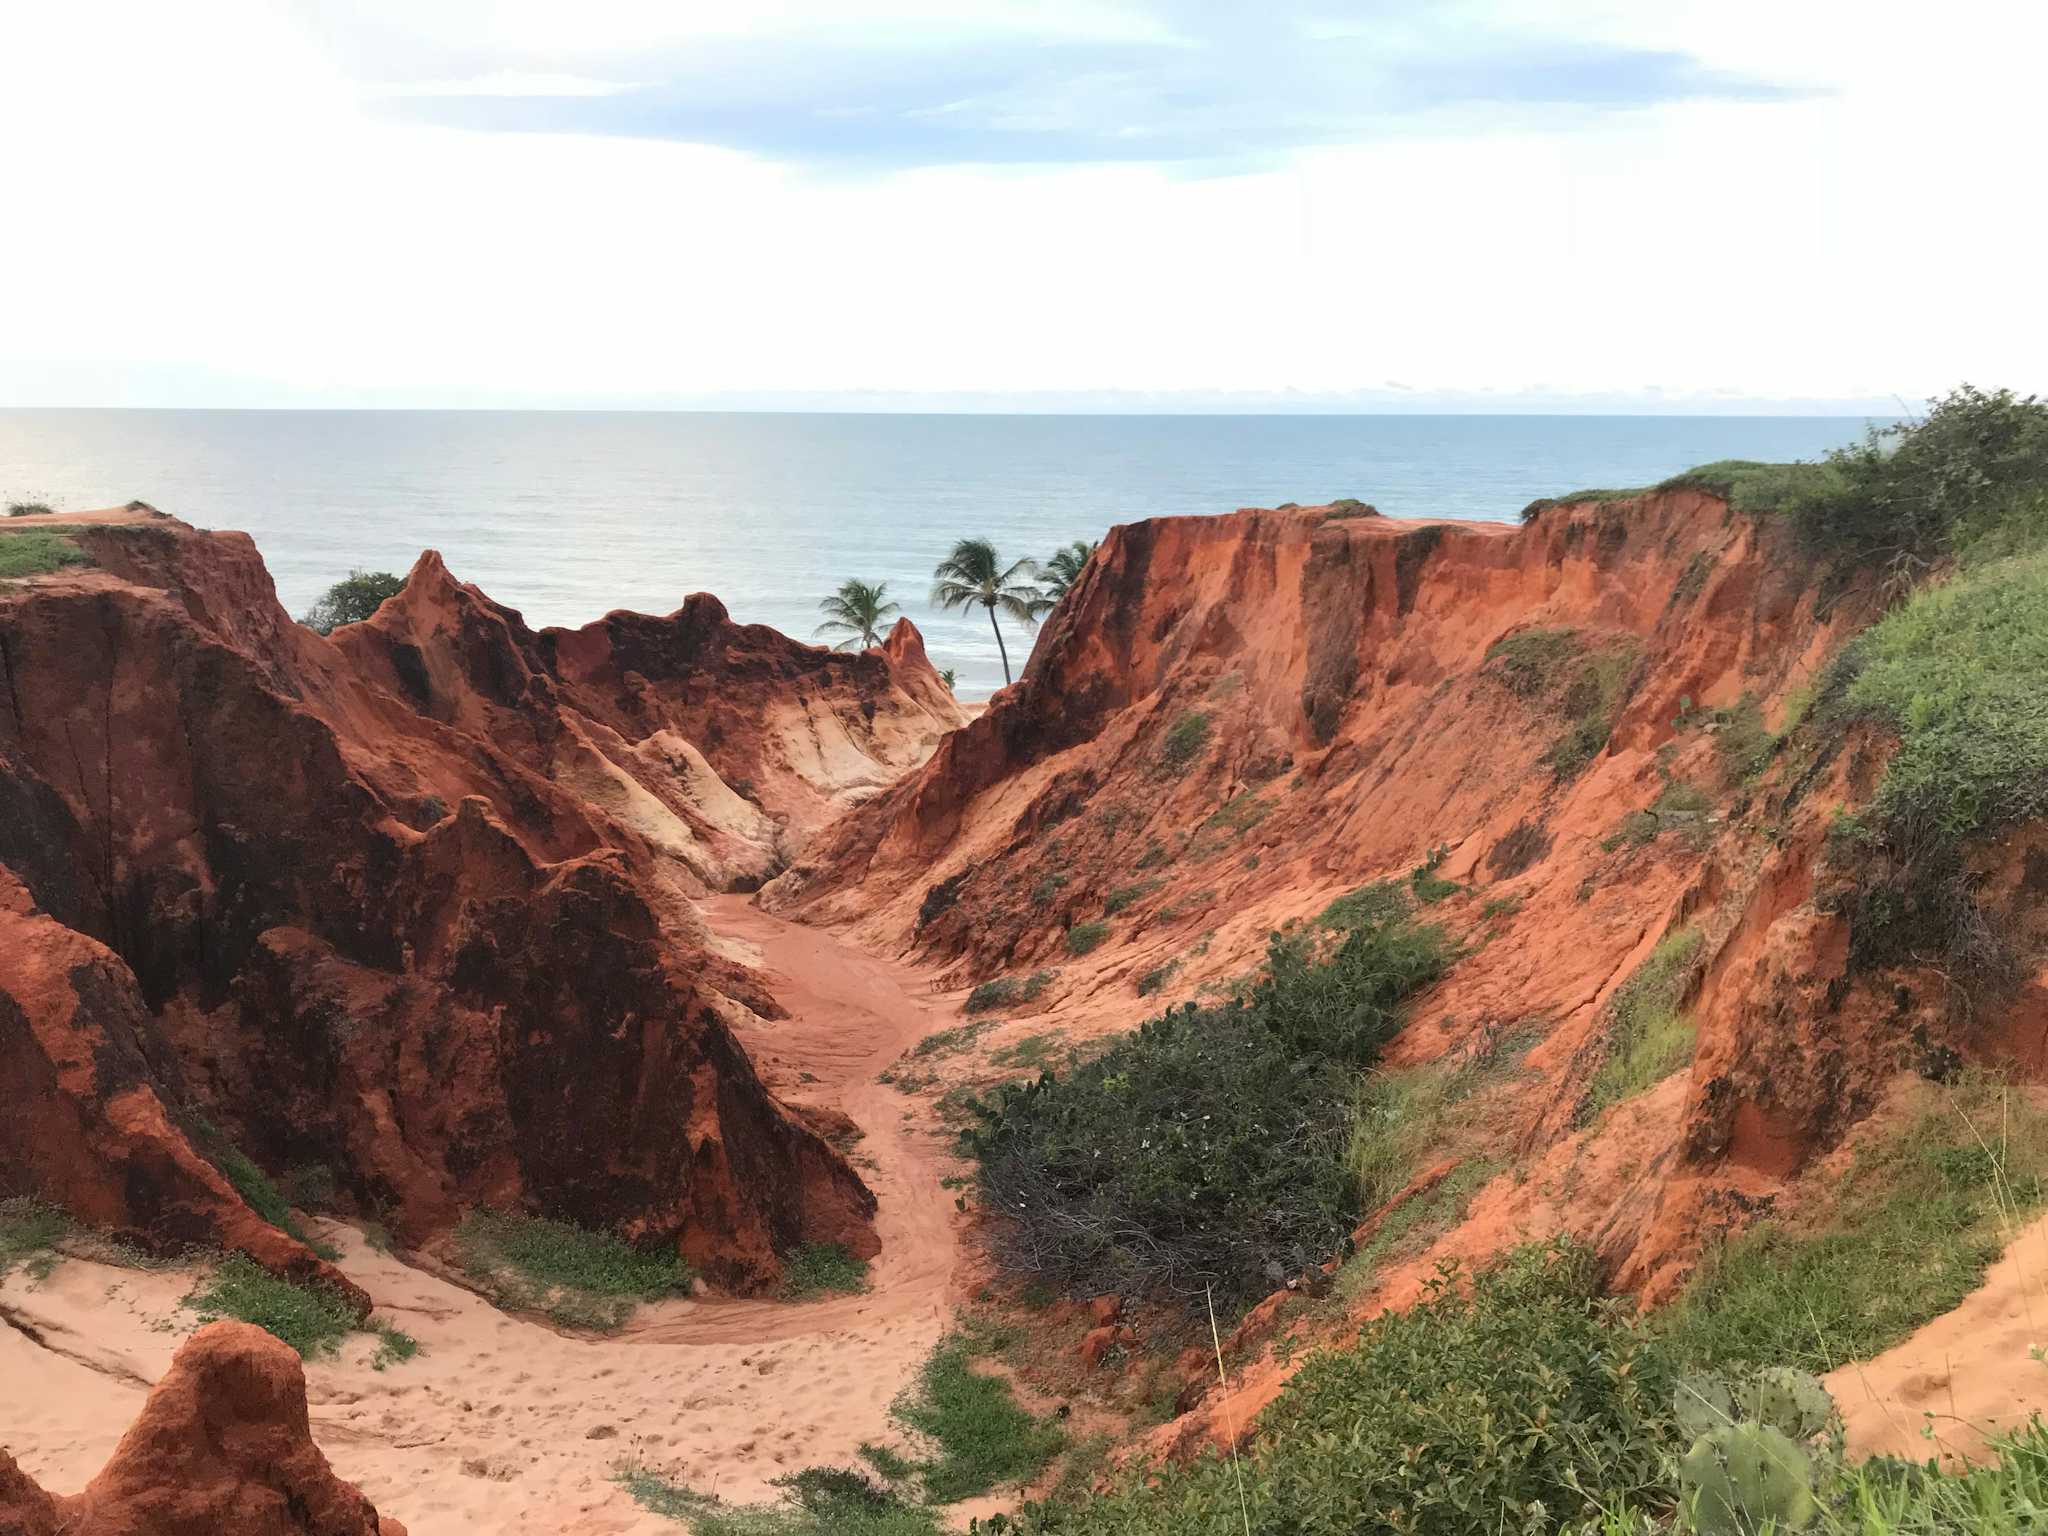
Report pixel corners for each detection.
[2,1,2040,412]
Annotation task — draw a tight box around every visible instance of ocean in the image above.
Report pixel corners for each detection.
[0,410,1873,698]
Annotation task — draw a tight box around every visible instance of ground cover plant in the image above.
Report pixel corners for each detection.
[453,1210,693,1330]
[780,1242,870,1299]
[0,527,88,578]
[1582,928,1703,1120]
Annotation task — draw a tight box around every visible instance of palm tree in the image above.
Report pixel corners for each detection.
[814,578,900,651]
[931,538,1041,685]
[1029,540,1098,617]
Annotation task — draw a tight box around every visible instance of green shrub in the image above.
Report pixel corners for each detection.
[1658,1078,2048,1372]
[183,1116,337,1259]
[182,1254,359,1358]
[1487,629,1638,779]
[1029,1243,1682,1536]
[1135,958,1180,996]
[6,501,55,517]
[1102,880,1163,915]
[1064,919,1110,956]
[0,528,88,578]
[910,1020,994,1058]
[1204,792,1271,833]
[965,895,1448,1309]
[1158,710,1211,770]
[1583,929,1703,1118]
[781,1242,871,1299]
[1791,386,2048,573]
[1408,843,1460,904]
[989,1032,1063,1072]
[371,1323,420,1370]
[453,1210,692,1330]
[963,971,1052,1015]
[301,569,406,635]
[1484,627,1582,698]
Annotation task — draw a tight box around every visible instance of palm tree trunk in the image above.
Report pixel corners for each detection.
[987,603,1012,684]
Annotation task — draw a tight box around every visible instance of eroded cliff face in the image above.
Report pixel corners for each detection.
[770,490,2040,1346]
[0,516,958,1291]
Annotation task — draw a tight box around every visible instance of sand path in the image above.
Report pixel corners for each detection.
[1,898,969,1534]
[1827,1209,2048,1466]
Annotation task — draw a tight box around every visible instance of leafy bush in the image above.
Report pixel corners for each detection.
[781,1242,871,1298]
[1791,385,2048,574]
[1158,709,1211,770]
[301,569,406,634]
[1102,879,1163,915]
[1064,920,1110,956]
[5,500,54,517]
[0,528,88,578]
[1135,958,1179,996]
[182,1254,360,1358]
[0,1197,71,1283]
[1027,1243,1683,1536]
[964,895,1448,1308]
[1658,1077,2048,1373]
[1583,928,1703,1119]
[1484,627,1582,698]
[453,1210,692,1330]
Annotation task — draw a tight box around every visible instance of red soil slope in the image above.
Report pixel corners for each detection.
[0,515,958,1292]
[768,493,2047,1444]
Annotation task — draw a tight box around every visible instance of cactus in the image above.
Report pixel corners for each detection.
[1747,1367,1839,1447]
[1681,1421,1819,1535]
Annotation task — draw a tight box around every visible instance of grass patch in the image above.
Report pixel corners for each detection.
[908,1019,994,1059]
[1157,709,1211,771]
[1659,1075,2048,1373]
[890,1331,1066,1502]
[1204,792,1271,834]
[453,1210,692,1331]
[0,1197,72,1283]
[1484,627,1582,699]
[1063,919,1110,956]
[1484,627,1639,779]
[371,1323,420,1370]
[182,1253,360,1358]
[1582,928,1702,1119]
[989,1032,1063,1072]
[1656,458,1842,516]
[0,528,88,579]
[1407,843,1460,904]
[781,1242,870,1299]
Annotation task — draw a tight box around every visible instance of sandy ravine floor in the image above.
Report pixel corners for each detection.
[0,897,973,1534]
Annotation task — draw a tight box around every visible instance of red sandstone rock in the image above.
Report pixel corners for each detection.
[0,1322,404,1536]
[1078,1324,1138,1369]
[0,517,931,1290]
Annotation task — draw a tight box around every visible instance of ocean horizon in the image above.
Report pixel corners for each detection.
[0,408,1877,698]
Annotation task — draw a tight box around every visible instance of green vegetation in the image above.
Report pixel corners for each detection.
[1656,458,1841,516]
[989,1032,1063,1072]
[964,886,1448,1309]
[1658,1077,2048,1373]
[781,1242,871,1299]
[909,1019,995,1058]
[963,970,1053,1014]
[1793,385,2048,575]
[301,569,405,634]
[371,1323,420,1370]
[1030,540,1097,616]
[815,577,902,650]
[1063,919,1110,956]
[452,1210,693,1330]
[1102,879,1162,915]
[1203,791,1270,834]
[1583,928,1703,1119]
[0,1197,72,1283]
[1025,1243,1682,1536]
[1484,627,1639,780]
[6,500,55,517]
[1135,957,1179,996]
[1158,708,1211,770]
[0,527,88,578]
[1408,843,1460,903]
[892,1329,1067,1502]
[1323,496,1376,518]
[616,1462,942,1536]
[183,1116,338,1259]
[931,537,1043,686]
[181,1253,360,1358]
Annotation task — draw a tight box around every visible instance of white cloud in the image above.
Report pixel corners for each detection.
[0,0,2041,408]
